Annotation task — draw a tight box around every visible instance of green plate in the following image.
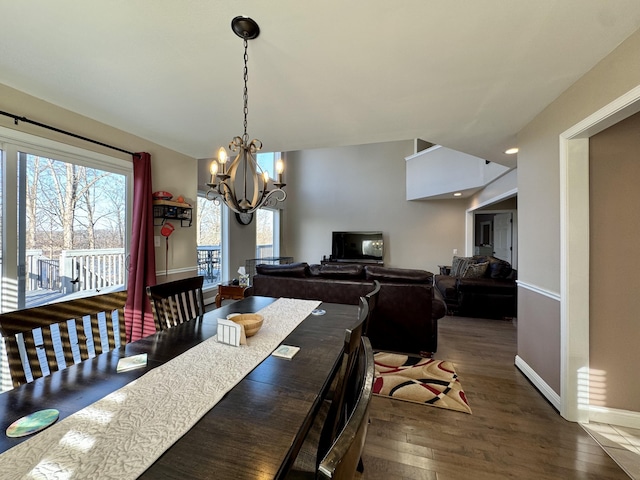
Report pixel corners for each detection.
[6,409,59,438]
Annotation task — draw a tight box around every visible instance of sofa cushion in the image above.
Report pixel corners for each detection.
[317,263,365,278]
[434,275,458,302]
[255,262,309,277]
[365,265,432,284]
[463,261,489,278]
[450,256,473,277]
[308,264,322,276]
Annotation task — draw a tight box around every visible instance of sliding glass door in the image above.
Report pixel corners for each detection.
[0,128,132,313]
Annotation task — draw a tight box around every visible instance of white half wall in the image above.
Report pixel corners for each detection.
[406,145,511,200]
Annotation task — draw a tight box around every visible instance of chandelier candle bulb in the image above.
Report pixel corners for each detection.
[276,159,284,183]
[209,162,218,185]
[217,147,228,175]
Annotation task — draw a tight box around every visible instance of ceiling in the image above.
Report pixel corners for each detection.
[2,1,640,168]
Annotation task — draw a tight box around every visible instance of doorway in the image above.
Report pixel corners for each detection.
[471,196,518,268]
[560,84,640,423]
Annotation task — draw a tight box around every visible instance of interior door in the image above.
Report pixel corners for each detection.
[493,213,512,263]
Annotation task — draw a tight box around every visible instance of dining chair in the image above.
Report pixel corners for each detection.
[146,276,205,331]
[287,334,374,480]
[0,290,128,388]
[318,336,374,479]
[363,280,380,336]
[287,297,369,478]
[324,297,369,444]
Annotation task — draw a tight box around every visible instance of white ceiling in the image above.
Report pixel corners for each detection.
[2,1,640,168]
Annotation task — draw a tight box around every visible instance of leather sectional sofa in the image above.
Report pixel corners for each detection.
[245,262,446,356]
[434,255,517,319]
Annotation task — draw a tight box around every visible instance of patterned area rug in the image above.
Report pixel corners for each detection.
[373,352,472,414]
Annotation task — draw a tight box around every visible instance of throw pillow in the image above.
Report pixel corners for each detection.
[450,256,473,277]
[463,261,489,279]
[488,259,512,279]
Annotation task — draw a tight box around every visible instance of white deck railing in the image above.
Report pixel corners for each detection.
[25,248,126,295]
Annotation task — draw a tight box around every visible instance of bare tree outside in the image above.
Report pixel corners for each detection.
[197,197,221,246]
[19,154,127,304]
[256,209,273,248]
[25,155,125,256]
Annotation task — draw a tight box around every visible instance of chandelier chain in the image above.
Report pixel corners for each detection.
[243,37,249,143]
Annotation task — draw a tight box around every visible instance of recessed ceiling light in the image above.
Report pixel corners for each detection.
[453,192,462,197]
[505,147,519,155]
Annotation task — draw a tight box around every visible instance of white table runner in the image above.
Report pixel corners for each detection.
[0,297,321,480]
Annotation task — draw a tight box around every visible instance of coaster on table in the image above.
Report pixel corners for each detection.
[311,309,326,316]
[272,345,300,360]
[6,409,60,438]
[116,353,148,373]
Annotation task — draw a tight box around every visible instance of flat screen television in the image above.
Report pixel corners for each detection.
[331,231,384,263]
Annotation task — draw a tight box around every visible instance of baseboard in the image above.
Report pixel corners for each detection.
[514,355,561,411]
[588,405,640,429]
[515,357,640,428]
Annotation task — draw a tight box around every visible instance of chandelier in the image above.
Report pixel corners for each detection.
[206,16,286,215]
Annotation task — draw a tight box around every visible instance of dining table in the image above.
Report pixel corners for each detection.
[0,295,359,479]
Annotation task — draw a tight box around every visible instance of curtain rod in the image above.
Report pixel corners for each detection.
[0,109,140,158]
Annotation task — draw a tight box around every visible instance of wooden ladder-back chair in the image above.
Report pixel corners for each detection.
[287,334,375,480]
[287,297,369,479]
[363,280,381,336]
[317,297,369,464]
[146,276,205,331]
[0,290,128,388]
[318,336,375,479]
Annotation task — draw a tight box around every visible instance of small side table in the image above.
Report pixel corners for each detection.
[215,282,248,308]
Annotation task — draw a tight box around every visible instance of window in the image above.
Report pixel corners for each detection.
[196,195,225,287]
[256,209,274,259]
[0,128,132,313]
[256,151,277,180]
[255,152,281,259]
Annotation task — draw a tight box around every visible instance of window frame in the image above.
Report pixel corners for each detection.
[196,191,229,291]
[0,126,133,312]
[255,207,281,259]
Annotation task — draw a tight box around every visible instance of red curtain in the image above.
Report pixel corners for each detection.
[125,152,157,341]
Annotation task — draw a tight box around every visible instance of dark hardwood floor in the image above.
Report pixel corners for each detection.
[362,315,629,479]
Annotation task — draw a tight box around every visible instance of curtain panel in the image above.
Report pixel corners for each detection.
[125,152,157,341]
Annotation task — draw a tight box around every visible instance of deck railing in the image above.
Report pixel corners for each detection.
[197,246,221,285]
[21,245,271,298]
[25,248,126,295]
[59,248,126,293]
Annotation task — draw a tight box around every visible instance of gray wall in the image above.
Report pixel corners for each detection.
[589,110,640,412]
[282,141,468,272]
[517,26,640,403]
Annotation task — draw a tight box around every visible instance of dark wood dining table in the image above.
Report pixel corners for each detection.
[0,296,358,479]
